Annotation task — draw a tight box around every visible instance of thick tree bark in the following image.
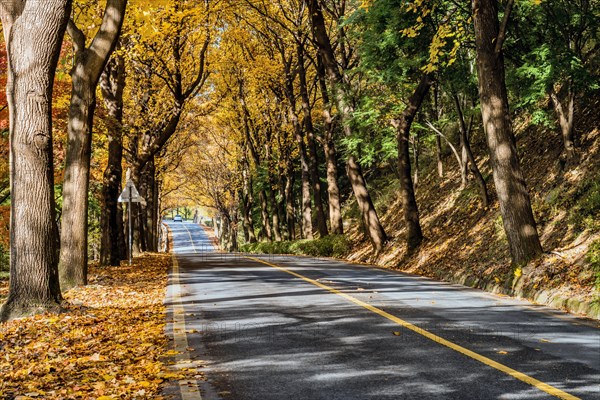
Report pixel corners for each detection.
[393,74,433,251]
[59,0,127,289]
[0,0,71,321]
[307,0,386,251]
[297,44,328,237]
[59,78,94,288]
[472,0,543,265]
[453,93,489,207]
[100,53,127,266]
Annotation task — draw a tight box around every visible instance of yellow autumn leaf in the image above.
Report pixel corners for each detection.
[514,267,522,278]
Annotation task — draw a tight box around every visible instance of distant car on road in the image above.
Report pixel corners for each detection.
[173,215,183,222]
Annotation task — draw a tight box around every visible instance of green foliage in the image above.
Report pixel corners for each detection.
[344,95,398,167]
[508,0,600,124]
[240,235,350,258]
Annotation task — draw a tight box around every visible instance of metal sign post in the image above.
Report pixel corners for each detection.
[118,169,144,265]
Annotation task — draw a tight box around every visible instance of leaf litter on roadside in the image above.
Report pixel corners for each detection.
[0,253,200,399]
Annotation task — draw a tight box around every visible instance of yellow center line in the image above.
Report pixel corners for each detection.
[245,256,580,400]
[181,223,198,254]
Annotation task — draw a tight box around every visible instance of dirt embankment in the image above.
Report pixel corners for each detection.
[342,102,600,319]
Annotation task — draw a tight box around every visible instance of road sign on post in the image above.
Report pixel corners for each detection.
[118,170,144,265]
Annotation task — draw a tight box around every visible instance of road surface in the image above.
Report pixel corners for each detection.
[164,221,600,400]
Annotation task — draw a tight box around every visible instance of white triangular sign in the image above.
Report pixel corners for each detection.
[118,180,143,203]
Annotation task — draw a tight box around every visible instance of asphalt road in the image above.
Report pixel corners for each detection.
[164,221,600,400]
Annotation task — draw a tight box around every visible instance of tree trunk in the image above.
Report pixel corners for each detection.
[292,114,314,240]
[137,165,148,253]
[241,191,251,243]
[281,54,314,240]
[412,129,421,189]
[230,212,239,252]
[308,0,386,251]
[453,93,489,207]
[435,135,443,178]
[129,164,143,256]
[241,159,257,243]
[432,84,444,178]
[117,199,127,260]
[285,161,296,240]
[276,164,288,240]
[324,134,343,234]
[264,134,282,242]
[472,0,543,265]
[298,44,327,237]
[316,56,343,234]
[220,215,230,250]
[394,74,433,251]
[59,0,127,289]
[0,0,70,321]
[144,160,157,252]
[549,87,576,162]
[59,77,94,289]
[100,53,126,266]
[268,181,282,241]
[259,190,272,242]
[153,177,160,251]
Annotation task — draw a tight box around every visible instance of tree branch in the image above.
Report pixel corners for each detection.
[86,0,128,80]
[495,0,514,54]
[66,19,86,55]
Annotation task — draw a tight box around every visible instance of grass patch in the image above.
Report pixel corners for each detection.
[240,235,350,258]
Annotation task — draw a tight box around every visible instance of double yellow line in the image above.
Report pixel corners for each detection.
[246,256,580,400]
